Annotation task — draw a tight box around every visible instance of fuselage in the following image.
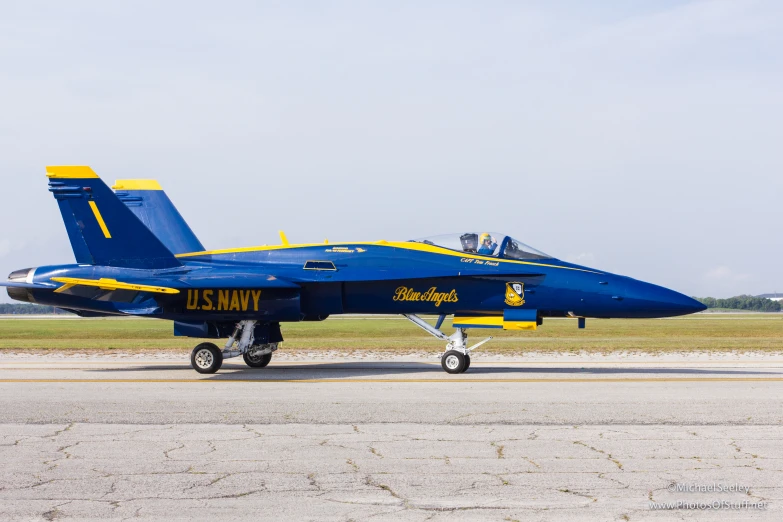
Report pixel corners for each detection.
[6,167,709,375]
[8,240,706,323]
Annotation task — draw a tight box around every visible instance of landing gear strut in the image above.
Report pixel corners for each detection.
[189,320,278,374]
[403,314,492,374]
[243,344,277,368]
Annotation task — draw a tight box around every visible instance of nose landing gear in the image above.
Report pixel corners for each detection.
[442,350,470,374]
[403,314,491,374]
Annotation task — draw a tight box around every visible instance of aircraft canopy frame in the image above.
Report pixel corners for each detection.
[410,232,551,260]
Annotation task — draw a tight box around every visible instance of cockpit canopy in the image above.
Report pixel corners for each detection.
[411,232,551,260]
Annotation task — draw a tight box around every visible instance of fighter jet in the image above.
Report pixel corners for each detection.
[2,166,706,374]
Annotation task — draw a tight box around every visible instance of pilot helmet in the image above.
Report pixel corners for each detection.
[479,233,493,245]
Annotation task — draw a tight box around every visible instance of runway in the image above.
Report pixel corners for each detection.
[1,355,782,520]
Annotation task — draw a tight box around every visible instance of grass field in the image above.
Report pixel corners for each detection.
[0,314,781,354]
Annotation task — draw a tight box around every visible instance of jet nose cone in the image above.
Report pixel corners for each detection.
[625,280,707,318]
[675,294,708,314]
[691,298,708,313]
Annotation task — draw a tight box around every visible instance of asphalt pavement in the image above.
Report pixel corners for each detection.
[1,355,781,520]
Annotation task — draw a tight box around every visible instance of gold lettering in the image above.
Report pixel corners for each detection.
[392,286,458,306]
[218,290,229,311]
[186,289,199,310]
[251,290,262,312]
[202,290,213,311]
[229,291,240,311]
[186,289,273,312]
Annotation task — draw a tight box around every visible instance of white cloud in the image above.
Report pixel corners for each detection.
[0,240,13,259]
[566,253,596,265]
[704,266,751,282]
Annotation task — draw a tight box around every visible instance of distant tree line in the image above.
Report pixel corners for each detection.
[695,295,781,312]
[0,303,71,315]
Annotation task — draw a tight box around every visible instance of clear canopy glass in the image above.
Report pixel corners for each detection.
[410,232,551,260]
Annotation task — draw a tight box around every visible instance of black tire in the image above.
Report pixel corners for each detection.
[463,354,471,372]
[191,343,223,374]
[441,350,466,374]
[243,351,272,368]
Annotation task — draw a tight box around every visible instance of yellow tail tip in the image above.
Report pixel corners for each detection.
[112,179,163,191]
[46,166,99,179]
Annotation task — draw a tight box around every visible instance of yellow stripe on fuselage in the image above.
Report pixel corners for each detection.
[504,321,538,330]
[453,316,504,327]
[452,316,538,331]
[51,277,180,294]
[88,201,112,238]
[176,241,602,274]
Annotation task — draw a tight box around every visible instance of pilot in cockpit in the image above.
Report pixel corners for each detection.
[478,233,497,255]
[459,233,478,253]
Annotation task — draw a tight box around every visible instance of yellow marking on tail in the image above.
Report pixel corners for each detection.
[112,179,163,191]
[45,166,99,179]
[88,201,112,238]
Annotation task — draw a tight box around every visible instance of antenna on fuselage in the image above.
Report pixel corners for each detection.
[279,231,290,246]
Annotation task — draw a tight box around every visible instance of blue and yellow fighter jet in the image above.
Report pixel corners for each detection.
[3,166,706,374]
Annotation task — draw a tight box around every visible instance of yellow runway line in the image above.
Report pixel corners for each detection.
[4,361,783,366]
[1,377,783,384]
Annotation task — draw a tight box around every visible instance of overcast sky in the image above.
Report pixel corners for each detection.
[1,0,781,301]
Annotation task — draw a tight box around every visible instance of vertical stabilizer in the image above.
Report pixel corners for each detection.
[112,180,204,255]
[46,166,181,269]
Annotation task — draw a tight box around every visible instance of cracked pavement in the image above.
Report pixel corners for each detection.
[1,355,782,520]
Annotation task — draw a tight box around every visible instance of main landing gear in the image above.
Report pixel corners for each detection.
[190,320,279,374]
[403,314,493,374]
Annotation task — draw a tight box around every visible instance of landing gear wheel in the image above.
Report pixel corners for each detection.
[463,354,471,372]
[243,351,272,368]
[441,350,467,374]
[191,343,223,374]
